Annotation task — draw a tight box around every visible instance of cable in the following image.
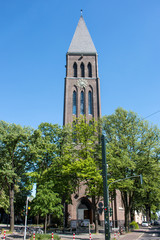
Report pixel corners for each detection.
[142,110,160,120]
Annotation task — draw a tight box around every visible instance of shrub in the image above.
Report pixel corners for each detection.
[129,221,139,229]
[30,234,61,240]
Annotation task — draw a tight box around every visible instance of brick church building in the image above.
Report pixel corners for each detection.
[63,14,125,228]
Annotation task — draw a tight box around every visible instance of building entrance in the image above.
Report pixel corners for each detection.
[77,198,92,224]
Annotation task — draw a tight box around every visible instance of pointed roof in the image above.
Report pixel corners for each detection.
[68,16,97,54]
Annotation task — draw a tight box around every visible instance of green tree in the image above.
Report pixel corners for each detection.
[0,121,33,231]
[0,188,9,212]
[102,108,160,230]
[62,117,103,232]
[134,123,160,220]
[14,175,33,223]
[31,181,63,233]
[30,123,78,227]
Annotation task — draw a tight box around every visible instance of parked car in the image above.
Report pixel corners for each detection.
[142,221,149,227]
[154,220,160,225]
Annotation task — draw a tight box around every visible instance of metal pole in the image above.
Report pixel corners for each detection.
[108,174,143,189]
[24,197,29,240]
[101,135,110,240]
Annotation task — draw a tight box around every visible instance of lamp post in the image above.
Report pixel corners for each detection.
[101,134,143,240]
[24,196,33,240]
[108,174,143,190]
[101,135,110,240]
[24,196,29,240]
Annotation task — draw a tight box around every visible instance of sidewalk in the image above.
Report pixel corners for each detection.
[0,232,29,239]
[117,231,144,240]
[0,229,144,240]
[58,230,144,240]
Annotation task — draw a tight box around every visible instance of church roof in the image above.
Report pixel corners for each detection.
[68,16,97,54]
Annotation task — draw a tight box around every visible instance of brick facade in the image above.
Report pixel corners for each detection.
[63,53,101,125]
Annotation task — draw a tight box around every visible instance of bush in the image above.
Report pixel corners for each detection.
[30,234,61,240]
[129,221,139,230]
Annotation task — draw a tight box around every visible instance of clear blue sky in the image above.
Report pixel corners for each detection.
[0,0,160,129]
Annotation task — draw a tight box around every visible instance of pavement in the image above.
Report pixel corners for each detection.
[0,228,145,240]
[58,230,144,240]
[0,232,29,239]
[115,230,144,240]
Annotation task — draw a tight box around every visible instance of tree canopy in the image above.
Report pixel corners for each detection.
[0,121,33,231]
[0,109,160,232]
[102,107,160,229]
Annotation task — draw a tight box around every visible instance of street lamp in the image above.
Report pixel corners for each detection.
[24,196,33,240]
[101,134,143,240]
[101,135,110,240]
[108,174,143,190]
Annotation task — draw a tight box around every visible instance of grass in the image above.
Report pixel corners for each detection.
[1,229,13,235]
[30,233,61,240]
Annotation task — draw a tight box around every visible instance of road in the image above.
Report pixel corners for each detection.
[1,225,160,240]
[138,226,160,240]
[59,226,160,240]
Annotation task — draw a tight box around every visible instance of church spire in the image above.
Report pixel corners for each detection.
[68,15,97,54]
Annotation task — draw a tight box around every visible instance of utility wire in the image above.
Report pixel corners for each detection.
[142,110,160,120]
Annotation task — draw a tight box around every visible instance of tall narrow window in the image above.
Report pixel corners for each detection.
[72,91,77,115]
[80,91,84,114]
[80,62,85,77]
[73,62,77,77]
[88,63,92,77]
[88,91,93,115]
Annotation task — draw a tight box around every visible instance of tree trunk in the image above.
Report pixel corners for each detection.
[36,215,39,225]
[149,206,151,221]
[121,191,134,232]
[145,191,151,222]
[129,192,133,223]
[122,192,130,232]
[146,205,150,222]
[124,206,130,232]
[9,183,14,232]
[65,203,68,227]
[63,201,65,233]
[92,196,98,233]
[95,209,98,233]
[44,214,47,234]
[130,207,135,222]
[48,214,51,226]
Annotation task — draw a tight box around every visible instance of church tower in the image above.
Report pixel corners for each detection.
[63,15,101,125]
[63,14,125,228]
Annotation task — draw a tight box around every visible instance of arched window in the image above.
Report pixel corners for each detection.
[88,63,92,77]
[80,62,85,77]
[73,62,77,77]
[80,91,84,114]
[72,90,77,115]
[88,90,93,115]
